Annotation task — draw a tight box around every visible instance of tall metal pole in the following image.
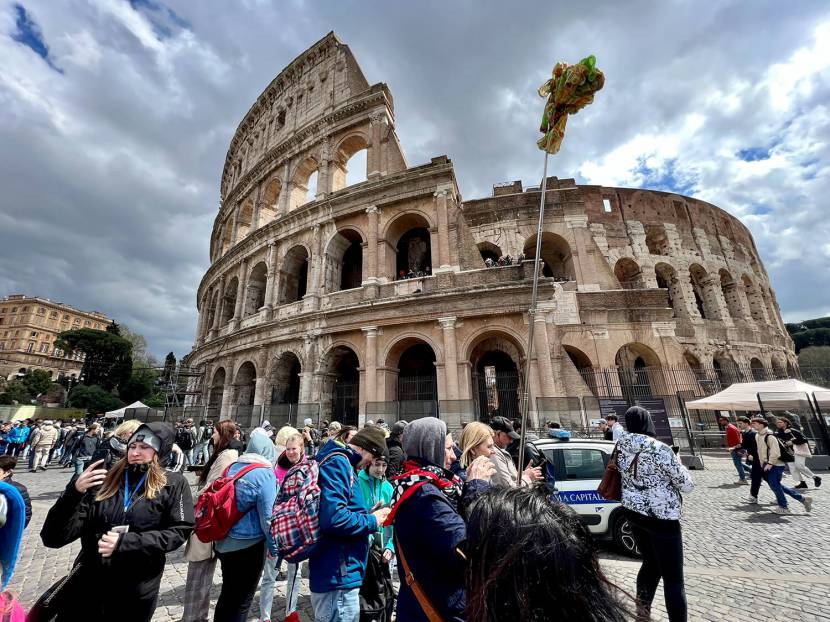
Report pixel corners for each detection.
[517,151,550,485]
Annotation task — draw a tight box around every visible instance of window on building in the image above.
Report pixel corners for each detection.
[50,311,58,318]
[0,318,3,325]
[0,342,4,350]
[602,198,612,213]
[30,331,38,337]
[84,320,91,327]
[94,323,101,329]
[0,308,5,313]
[22,306,28,312]
[63,314,69,321]
[39,343,49,353]
[73,318,80,324]
[11,307,17,313]
[27,342,34,353]
[38,307,45,315]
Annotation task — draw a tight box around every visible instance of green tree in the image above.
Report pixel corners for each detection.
[120,324,158,368]
[161,352,177,383]
[21,369,53,397]
[0,382,34,405]
[55,328,133,391]
[68,384,123,413]
[143,392,167,408]
[798,346,830,368]
[119,367,159,404]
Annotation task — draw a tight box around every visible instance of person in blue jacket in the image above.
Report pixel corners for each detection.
[386,417,494,622]
[213,428,278,622]
[310,425,390,622]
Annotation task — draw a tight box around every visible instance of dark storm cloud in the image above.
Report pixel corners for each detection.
[0,0,827,359]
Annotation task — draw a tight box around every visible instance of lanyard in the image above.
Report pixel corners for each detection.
[123,471,148,513]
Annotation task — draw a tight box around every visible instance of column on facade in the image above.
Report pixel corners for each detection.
[316,137,331,199]
[220,375,234,419]
[564,215,593,289]
[362,326,378,407]
[263,241,277,312]
[277,163,292,217]
[676,271,702,319]
[367,111,386,179]
[232,259,249,325]
[533,312,557,397]
[208,275,226,339]
[363,206,379,284]
[438,317,460,400]
[231,204,241,244]
[700,274,728,321]
[195,295,207,346]
[434,190,452,271]
[251,184,262,231]
[253,374,268,407]
[307,225,323,306]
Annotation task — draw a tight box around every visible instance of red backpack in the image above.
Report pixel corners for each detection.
[194,463,267,543]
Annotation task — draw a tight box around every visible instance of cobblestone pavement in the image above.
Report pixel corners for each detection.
[7,454,830,621]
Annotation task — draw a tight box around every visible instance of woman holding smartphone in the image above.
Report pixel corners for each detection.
[40,422,194,622]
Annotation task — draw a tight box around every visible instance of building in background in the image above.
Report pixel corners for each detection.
[187,33,796,431]
[0,294,111,381]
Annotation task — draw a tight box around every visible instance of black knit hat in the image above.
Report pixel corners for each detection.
[351,425,387,458]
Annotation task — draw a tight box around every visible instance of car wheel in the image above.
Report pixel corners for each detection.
[613,515,641,558]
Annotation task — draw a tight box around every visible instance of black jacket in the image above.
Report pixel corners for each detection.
[40,469,194,621]
[741,429,758,461]
[386,438,406,479]
[73,434,101,460]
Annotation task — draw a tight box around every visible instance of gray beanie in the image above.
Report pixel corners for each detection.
[403,417,447,468]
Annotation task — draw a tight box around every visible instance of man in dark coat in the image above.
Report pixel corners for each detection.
[386,420,407,479]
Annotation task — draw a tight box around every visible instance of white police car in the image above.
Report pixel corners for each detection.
[530,437,640,557]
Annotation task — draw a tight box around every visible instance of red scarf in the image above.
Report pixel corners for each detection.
[384,459,463,526]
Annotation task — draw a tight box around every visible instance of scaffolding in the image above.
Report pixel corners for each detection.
[162,363,206,411]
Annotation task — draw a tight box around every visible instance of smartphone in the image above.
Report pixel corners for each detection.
[111,525,130,535]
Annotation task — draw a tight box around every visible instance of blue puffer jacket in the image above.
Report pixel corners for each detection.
[309,440,377,593]
[219,455,278,555]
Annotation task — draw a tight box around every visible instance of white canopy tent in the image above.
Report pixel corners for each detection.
[105,400,150,418]
[685,379,827,411]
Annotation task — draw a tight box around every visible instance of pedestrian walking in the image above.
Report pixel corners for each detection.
[71,424,101,476]
[386,417,493,622]
[310,425,390,622]
[488,416,541,488]
[719,415,751,484]
[31,420,59,472]
[775,417,821,489]
[605,414,624,441]
[736,417,766,504]
[617,406,694,622]
[39,422,194,621]
[753,417,813,515]
[181,420,239,622]
[465,487,630,622]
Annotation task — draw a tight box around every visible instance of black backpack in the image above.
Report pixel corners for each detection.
[766,434,794,463]
[176,427,194,450]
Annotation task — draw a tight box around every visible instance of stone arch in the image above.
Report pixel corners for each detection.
[331,133,370,191]
[563,344,599,396]
[268,351,302,407]
[324,228,364,292]
[750,357,768,382]
[259,176,281,225]
[384,212,435,279]
[233,360,257,407]
[244,261,268,316]
[384,337,439,413]
[236,198,254,241]
[655,262,686,318]
[719,269,744,320]
[615,342,663,399]
[219,218,233,257]
[713,352,739,388]
[614,257,643,289]
[742,274,767,323]
[645,225,670,256]
[523,232,574,280]
[208,367,226,409]
[477,241,502,265]
[688,264,713,319]
[771,357,787,378]
[290,157,319,211]
[279,245,310,304]
[221,276,239,324]
[320,344,361,426]
[467,331,525,422]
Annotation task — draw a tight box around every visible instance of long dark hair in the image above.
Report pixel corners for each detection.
[465,488,631,622]
[198,420,238,486]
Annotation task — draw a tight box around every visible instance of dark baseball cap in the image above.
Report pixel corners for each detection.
[490,417,520,440]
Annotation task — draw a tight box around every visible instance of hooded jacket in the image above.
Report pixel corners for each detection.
[386,436,406,479]
[40,425,193,621]
[34,423,59,448]
[309,439,377,593]
[357,469,395,553]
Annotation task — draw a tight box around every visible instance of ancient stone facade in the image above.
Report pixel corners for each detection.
[188,33,795,426]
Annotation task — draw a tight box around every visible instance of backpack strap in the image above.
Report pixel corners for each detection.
[394,533,447,622]
[223,463,267,482]
[318,449,355,487]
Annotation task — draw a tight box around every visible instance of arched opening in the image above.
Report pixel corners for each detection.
[563,345,597,395]
[280,246,310,304]
[772,358,786,379]
[332,134,370,191]
[615,343,662,400]
[394,341,438,417]
[260,177,281,225]
[689,264,712,319]
[719,269,743,320]
[208,367,226,413]
[786,360,798,379]
[290,158,319,211]
[477,241,502,266]
[750,358,767,382]
[385,213,434,279]
[470,333,524,422]
[321,346,360,426]
[655,263,683,318]
[742,275,766,323]
[236,199,254,241]
[324,229,363,293]
[645,225,670,256]
[233,361,257,407]
[614,258,643,289]
[269,352,302,422]
[244,262,268,316]
[523,232,574,280]
[713,354,738,389]
[221,277,238,324]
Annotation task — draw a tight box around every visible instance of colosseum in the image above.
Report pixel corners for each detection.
[187,33,795,432]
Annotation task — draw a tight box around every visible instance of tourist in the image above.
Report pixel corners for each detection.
[274,425,300,454]
[71,423,101,476]
[302,417,322,456]
[465,487,629,622]
[40,422,194,621]
[775,417,821,489]
[261,432,306,622]
[193,420,210,465]
[30,420,59,472]
[176,419,198,466]
[213,428,278,622]
[310,425,391,622]
[0,456,31,528]
[605,414,624,441]
[387,417,493,621]
[182,420,239,622]
[507,419,537,468]
[92,419,141,469]
[357,450,395,557]
[617,406,694,622]
[459,422,496,480]
[736,417,766,504]
[25,420,42,470]
[386,420,407,479]
[489,416,541,488]
[719,415,750,484]
[5,422,26,457]
[598,420,613,441]
[335,425,358,446]
[752,417,813,515]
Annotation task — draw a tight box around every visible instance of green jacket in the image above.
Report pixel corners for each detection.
[357,469,395,553]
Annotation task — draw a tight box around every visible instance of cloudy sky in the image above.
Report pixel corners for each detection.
[1,0,828,360]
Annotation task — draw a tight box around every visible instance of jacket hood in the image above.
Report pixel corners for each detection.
[246,428,278,466]
[131,422,175,462]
